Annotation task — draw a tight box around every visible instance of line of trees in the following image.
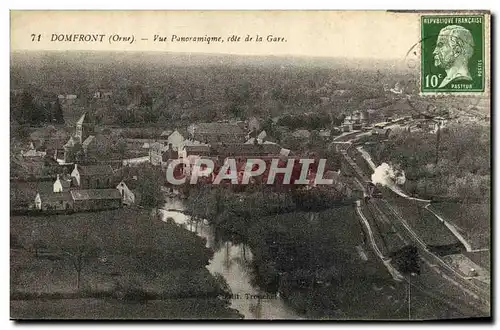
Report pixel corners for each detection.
[366,122,490,202]
[11,91,64,126]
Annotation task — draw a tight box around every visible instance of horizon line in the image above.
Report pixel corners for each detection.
[10,49,410,63]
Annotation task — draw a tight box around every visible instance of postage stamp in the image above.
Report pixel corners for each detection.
[420,15,485,93]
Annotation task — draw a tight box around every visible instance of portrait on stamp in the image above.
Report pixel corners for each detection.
[432,25,474,88]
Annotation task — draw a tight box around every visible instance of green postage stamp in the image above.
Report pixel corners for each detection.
[420,14,485,93]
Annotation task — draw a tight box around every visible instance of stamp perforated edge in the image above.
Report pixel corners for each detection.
[417,11,490,97]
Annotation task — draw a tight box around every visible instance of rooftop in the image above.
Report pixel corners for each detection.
[211,143,282,156]
[76,113,87,125]
[39,191,73,202]
[70,189,121,201]
[185,145,211,153]
[82,135,95,147]
[77,164,114,176]
[191,122,246,135]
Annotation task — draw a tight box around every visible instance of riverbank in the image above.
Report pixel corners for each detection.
[178,186,486,319]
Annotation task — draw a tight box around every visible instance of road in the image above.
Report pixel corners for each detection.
[335,128,490,316]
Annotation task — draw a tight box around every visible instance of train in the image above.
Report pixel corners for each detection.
[365,181,383,201]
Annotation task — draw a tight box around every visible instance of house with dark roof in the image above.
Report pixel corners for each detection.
[180,145,212,158]
[210,143,282,158]
[71,189,122,212]
[33,175,74,211]
[71,164,114,189]
[187,122,246,144]
[34,191,73,211]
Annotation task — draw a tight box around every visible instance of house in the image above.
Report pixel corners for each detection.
[29,126,69,162]
[166,129,185,151]
[280,148,291,157]
[116,181,135,206]
[34,191,73,211]
[162,146,179,164]
[71,189,122,211]
[187,122,246,144]
[71,164,114,189]
[245,137,277,145]
[125,138,154,151]
[149,142,164,166]
[33,176,74,211]
[21,142,47,158]
[160,129,173,138]
[257,130,267,141]
[53,174,71,193]
[179,145,212,159]
[210,143,282,159]
[245,130,277,145]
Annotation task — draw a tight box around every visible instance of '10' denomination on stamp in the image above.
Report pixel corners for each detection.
[420,15,485,93]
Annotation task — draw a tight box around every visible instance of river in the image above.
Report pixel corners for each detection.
[160,197,303,319]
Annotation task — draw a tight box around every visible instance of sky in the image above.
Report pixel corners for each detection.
[11,11,423,60]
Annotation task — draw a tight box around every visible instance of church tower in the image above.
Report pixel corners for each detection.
[75,113,91,143]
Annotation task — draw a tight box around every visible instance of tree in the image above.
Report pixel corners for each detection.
[46,218,101,291]
[137,165,163,208]
[114,138,127,162]
[51,98,65,124]
[11,91,35,125]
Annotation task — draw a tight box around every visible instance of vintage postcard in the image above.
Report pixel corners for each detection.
[10,10,491,320]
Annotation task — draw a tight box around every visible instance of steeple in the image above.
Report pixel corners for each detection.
[75,112,92,143]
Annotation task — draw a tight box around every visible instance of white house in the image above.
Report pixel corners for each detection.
[116,181,135,206]
[21,142,46,158]
[149,142,164,166]
[167,130,185,151]
[34,193,42,210]
[53,174,63,193]
[71,164,80,186]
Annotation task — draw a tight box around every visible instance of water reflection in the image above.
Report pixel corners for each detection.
[160,197,302,319]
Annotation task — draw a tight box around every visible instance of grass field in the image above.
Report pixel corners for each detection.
[10,208,237,319]
[429,202,490,250]
[386,195,459,247]
[11,297,241,319]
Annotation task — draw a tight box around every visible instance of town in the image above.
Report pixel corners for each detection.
[12,104,399,214]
